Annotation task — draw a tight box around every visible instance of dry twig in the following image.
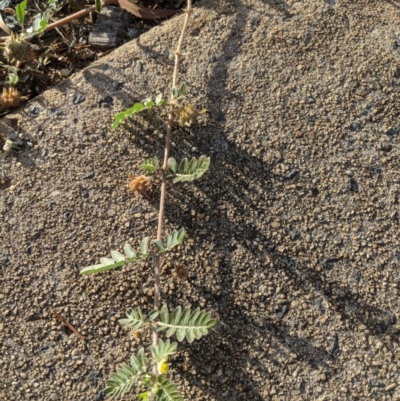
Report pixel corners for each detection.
[51,308,85,341]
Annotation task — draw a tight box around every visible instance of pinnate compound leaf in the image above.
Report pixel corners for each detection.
[80,259,125,275]
[106,364,137,398]
[112,103,146,130]
[119,307,146,330]
[154,228,186,254]
[156,376,183,401]
[171,156,210,183]
[80,242,140,275]
[157,306,216,343]
[151,339,177,362]
[112,95,165,130]
[106,348,147,398]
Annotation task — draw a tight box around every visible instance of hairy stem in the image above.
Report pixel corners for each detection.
[152,0,192,351]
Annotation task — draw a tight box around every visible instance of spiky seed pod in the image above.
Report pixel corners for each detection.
[173,264,189,281]
[2,33,31,63]
[0,87,25,109]
[132,330,142,339]
[128,174,151,198]
[176,104,207,127]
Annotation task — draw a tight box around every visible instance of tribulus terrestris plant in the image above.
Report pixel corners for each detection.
[80,1,216,400]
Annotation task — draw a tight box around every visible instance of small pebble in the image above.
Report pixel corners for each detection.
[386,383,397,391]
[380,142,392,152]
[127,28,140,39]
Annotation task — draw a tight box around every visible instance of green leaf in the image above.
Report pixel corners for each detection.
[106,364,137,398]
[152,339,177,362]
[142,373,153,386]
[160,304,169,325]
[80,242,139,275]
[119,307,146,330]
[179,83,187,96]
[148,310,159,321]
[95,0,102,13]
[172,87,179,99]
[111,251,125,263]
[157,306,216,343]
[171,83,187,101]
[111,103,146,130]
[138,392,150,400]
[172,156,210,183]
[141,237,150,259]
[155,93,165,106]
[24,3,57,39]
[154,240,167,254]
[140,158,159,175]
[156,376,183,401]
[123,244,137,261]
[80,260,125,275]
[144,99,154,108]
[167,158,177,174]
[136,348,148,371]
[16,0,27,25]
[9,72,19,85]
[157,228,186,254]
[106,348,148,398]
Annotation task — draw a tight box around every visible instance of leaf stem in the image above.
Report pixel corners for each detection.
[153,0,192,351]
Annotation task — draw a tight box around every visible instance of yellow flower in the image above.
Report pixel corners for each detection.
[158,360,169,374]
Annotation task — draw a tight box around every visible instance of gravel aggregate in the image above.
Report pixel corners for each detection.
[1,0,400,400]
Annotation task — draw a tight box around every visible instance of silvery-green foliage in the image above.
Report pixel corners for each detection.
[172,83,187,100]
[80,238,148,275]
[156,376,183,401]
[157,305,216,343]
[168,156,210,183]
[118,305,215,344]
[80,228,187,275]
[151,339,177,362]
[119,307,146,330]
[106,348,148,398]
[112,94,165,130]
[154,228,186,254]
